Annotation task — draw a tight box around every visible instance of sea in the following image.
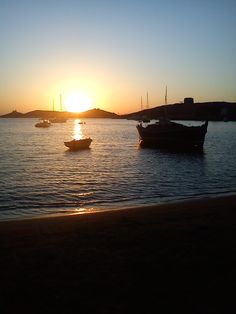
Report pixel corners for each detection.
[0,118,235,221]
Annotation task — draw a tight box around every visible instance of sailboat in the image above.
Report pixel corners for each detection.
[136,87,208,151]
[50,95,67,123]
[140,92,150,123]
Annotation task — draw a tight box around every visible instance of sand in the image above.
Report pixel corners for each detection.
[1,194,236,313]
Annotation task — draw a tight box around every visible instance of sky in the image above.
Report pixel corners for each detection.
[1,0,236,115]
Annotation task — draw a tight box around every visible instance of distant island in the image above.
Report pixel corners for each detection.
[0,108,119,119]
[1,101,236,121]
[121,101,236,122]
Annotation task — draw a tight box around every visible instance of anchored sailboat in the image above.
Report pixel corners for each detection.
[50,95,67,123]
[136,87,208,151]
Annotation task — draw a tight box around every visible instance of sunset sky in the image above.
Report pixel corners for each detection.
[1,0,236,115]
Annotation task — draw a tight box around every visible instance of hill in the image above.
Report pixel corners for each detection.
[121,102,236,121]
[0,110,25,118]
[75,108,119,119]
[1,102,236,121]
[0,108,119,119]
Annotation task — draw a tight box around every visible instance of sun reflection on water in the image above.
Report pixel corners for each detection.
[73,119,84,140]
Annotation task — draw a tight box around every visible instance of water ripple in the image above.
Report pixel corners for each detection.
[0,118,236,220]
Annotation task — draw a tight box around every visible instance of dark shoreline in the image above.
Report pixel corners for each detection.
[1,192,235,223]
[1,101,236,121]
[1,194,236,313]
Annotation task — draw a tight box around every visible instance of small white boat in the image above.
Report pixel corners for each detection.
[35,120,51,128]
[64,138,92,150]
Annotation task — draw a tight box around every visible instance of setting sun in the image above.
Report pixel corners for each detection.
[64,91,93,113]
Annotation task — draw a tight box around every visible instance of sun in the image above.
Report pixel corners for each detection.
[64,91,93,113]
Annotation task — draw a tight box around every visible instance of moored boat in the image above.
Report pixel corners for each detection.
[64,138,92,150]
[137,119,208,151]
[35,119,51,128]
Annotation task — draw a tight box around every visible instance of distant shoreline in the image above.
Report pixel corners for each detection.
[1,101,236,121]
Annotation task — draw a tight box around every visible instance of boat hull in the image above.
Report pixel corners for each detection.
[35,120,51,128]
[137,121,208,151]
[64,138,92,151]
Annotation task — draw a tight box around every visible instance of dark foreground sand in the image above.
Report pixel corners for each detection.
[1,195,236,314]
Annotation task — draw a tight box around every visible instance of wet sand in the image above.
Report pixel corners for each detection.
[1,194,236,313]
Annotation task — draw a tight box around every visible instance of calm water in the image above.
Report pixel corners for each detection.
[0,118,235,221]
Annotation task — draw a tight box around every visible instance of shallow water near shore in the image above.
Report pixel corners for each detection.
[0,118,235,220]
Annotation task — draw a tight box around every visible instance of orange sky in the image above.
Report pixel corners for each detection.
[1,1,236,115]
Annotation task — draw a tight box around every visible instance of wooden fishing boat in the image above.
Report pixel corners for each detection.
[64,138,92,150]
[137,119,208,151]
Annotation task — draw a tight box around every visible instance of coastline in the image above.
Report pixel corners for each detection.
[1,191,236,223]
[1,194,236,313]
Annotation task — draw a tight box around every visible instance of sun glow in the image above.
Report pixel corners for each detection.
[64,91,93,113]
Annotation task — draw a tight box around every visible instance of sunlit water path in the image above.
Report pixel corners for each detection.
[0,118,235,220]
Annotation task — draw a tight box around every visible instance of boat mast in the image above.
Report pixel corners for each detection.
[141,96,143,111]
[60,94,62,112]
[165,86,167,105]
[52,99,55,112]
[146,92,149,109]
[164,86,168,119]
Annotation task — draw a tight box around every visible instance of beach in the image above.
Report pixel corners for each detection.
[1,194,236,313]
